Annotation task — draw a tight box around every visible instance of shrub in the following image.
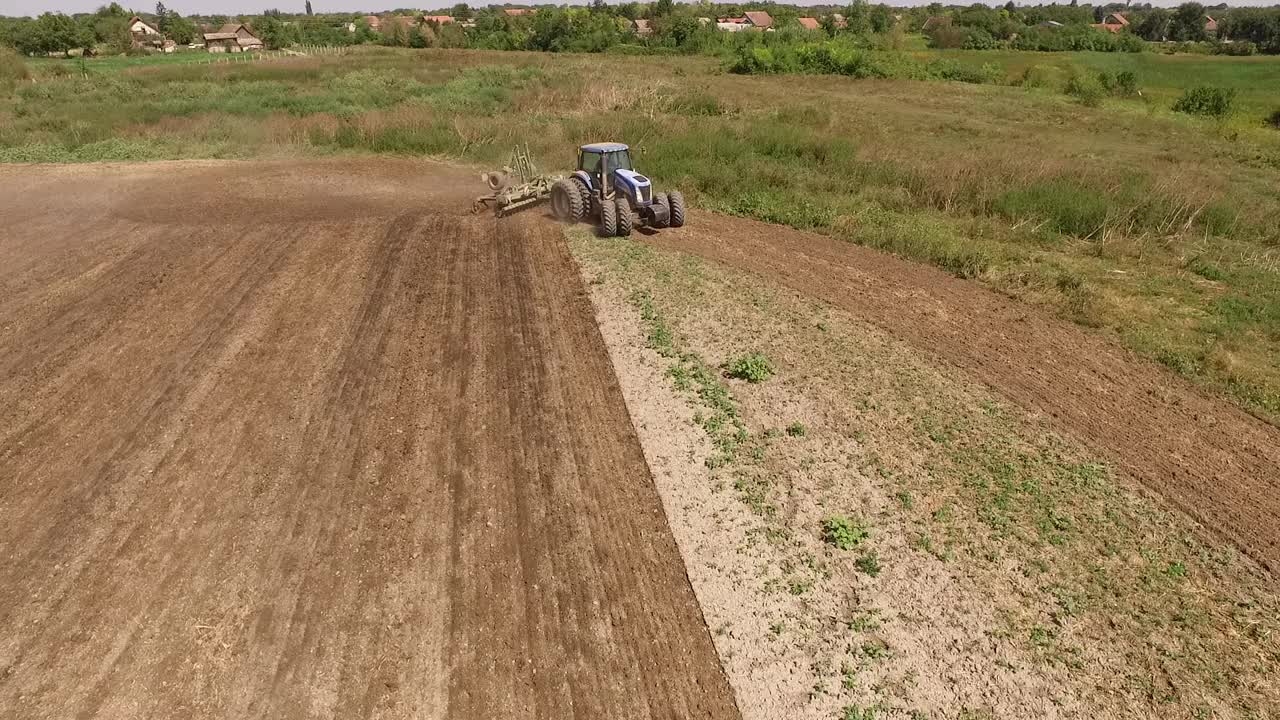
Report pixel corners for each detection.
[0,47,30,89]
[1212,41,1257,56]
[855,551,882,577]
[1267,109,1280,130]
[821,515,869,550]
[724,352,774,383]
[1172,86,1235,118]
[785,421,806,437]
[1064,74,1105,107]
[1114,70,1138,97]
[1020,64,1056,89]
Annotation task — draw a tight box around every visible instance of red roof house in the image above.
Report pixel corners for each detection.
[743,11,773,29]
[797,17,821,31]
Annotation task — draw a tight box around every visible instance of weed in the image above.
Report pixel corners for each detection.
[841,705,878,720]
[855,551,883,577]
[895,490,914,509]
[724,352,774,383]
[786,422,807,437]
[821,515,869,550]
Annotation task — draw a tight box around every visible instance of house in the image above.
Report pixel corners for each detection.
[127,15,164,49]
[1038,20,1064,28]
[203,23,263,53]
[716,21,751,32]
[1204,15,1218,34]
[362,15,382,31]
[831,13,847,29]
[503,8,534,16]
[797,17,821,31]
[743,11,773,29]
[920,16,951,32]
[696,17,712,26]
[1091,12,1129,34]
[423,15,454,25]
[631,18,652,36]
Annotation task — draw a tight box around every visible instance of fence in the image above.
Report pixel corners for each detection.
[200,45,352,65]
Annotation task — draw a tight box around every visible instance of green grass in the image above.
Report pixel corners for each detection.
[4,46,1280,424]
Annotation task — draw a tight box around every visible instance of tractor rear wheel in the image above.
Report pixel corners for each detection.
[668,191,686,228]
[615,198,632,237]
[570,176,591,213]
[551,179,584,222]
[598,198,617,237]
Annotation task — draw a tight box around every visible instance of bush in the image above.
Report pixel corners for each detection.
[1212,41,1257,56]
[1114,70,1138,97]
[821,516,868,550]
[0,47,30,89]
[1172,86,1235,118]
[1267,109,1280,130]
[1020,64,1057,89]
[724,352,774,383]
[1064,74,1105,107]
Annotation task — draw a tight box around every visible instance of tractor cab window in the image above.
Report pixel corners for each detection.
[605,150,633,172]
[579,151,602,175]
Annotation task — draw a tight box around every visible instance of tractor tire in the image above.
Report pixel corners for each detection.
[570,176,591,213]
[653,193,671,228]
[551,179,584,222]
[598,197,617,238]
[668,191,687,228]
[615,198,633,237]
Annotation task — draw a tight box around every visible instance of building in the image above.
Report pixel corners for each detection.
[503,8,534,16]
[631,18,652,36]
[423,15,454,25]
[1092,12,1129,34]
[362,15,382,31]
[743,11,773,29]
[797,17,820,31]
[203,23,263,53]
[127,15,164,50]
[1204,15,1218,35]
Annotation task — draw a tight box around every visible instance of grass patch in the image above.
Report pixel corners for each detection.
[723,352,774,383]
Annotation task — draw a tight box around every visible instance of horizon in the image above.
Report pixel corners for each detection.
[3,0,1278,19]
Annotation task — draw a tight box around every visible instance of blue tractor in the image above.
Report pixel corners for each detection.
[550,142,686,237]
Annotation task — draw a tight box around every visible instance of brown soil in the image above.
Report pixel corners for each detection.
[0,161,739,720]
[644,212,1280,575]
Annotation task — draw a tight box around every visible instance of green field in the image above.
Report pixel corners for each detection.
[3,46,1280,422]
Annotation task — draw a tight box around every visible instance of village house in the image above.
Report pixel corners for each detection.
[631,18,652,37]
[202,23,263,53]
[1091,11,1129,34]
[127,15,164,50]
[503,8,534,16]
[423,15,454,25]
[743,10,773,29]
[797,17,820,31]
[920,16,951,32]
[362,15,382,31]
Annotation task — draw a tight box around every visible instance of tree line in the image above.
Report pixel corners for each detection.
[4,2,1280,57]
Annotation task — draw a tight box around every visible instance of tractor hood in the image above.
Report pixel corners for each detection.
[612,169,652,205]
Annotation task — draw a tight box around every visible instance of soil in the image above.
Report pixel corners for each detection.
[0,161,739,720]
[644,212,1280,576]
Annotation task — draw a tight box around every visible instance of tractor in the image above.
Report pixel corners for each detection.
[549,142,686,237]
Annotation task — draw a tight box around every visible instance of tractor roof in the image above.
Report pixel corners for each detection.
[580,142,630,153]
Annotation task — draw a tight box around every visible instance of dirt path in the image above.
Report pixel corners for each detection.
[0,162,739,720]
[646,212,1280,575]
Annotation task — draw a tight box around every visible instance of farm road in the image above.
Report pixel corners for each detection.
[0,161,739,720]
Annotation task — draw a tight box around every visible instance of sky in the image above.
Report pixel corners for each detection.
[2,0,1276,17]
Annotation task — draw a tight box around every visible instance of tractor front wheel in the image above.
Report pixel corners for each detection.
[598,198,617,238]
[668,191,686,228]
[615,198,633,237]
[653,193,671,228]
[551,179,584,222]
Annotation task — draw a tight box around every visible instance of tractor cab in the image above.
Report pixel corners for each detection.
[575,142,653,207]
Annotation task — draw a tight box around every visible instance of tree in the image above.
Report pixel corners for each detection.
[650,0,674,17]
[1135,8,1170,41]
[869,4,894,33]
[1170,2,1207,41]
[155,2,169,32]
[844,0,871,35]
[305,0,313,16]
[451,3,473,20]
[26,13,94,54]
[167,13,197,44]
